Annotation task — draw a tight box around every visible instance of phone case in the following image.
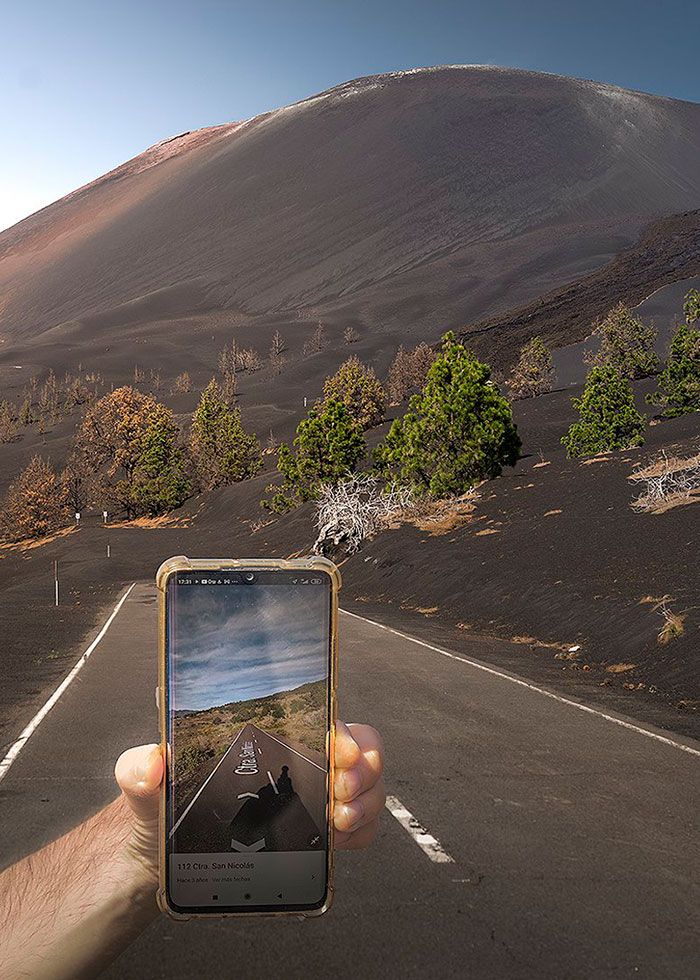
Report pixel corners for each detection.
[155,555,341,920]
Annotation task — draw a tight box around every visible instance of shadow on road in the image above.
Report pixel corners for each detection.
[230,765,323,851]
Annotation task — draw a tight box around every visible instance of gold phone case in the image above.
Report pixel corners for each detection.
[155,555,340,920]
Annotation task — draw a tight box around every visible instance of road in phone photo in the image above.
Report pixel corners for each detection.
[172,723,325,853]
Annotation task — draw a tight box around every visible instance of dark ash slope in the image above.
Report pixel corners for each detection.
[2,66,699,356]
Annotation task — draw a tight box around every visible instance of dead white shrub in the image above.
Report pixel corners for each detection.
[630,450,700,513]
[313,475,414,555]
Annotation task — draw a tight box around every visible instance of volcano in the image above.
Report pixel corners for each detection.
[1,66,698,369]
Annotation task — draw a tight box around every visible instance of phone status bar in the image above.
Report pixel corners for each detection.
[176,573,325,587]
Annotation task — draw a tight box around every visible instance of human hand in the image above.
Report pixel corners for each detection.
[114,720,385,882]
[333,722,385,849]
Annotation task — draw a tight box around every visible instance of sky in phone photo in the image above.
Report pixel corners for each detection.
[2,0,698,231]
[170,585,329,711]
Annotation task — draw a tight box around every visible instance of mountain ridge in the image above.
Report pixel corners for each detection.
[0,65,698,401]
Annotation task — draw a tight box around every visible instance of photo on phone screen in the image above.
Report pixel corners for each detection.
[165,568,332,913]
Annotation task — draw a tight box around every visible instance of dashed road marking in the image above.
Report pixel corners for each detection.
[268,770,279,794]
[385,795,454,863]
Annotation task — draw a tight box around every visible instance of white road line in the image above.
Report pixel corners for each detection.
[169,727,246,837]
[254,725,326,772]
[385,795,454,864]
[0,583,137,784]
[267,770,279,794]
[340,609,700,759]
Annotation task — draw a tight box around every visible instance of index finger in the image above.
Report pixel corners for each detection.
[334,721,383,773]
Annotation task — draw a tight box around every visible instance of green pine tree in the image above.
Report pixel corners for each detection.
[374,332,521,497]
[647,290,700,417]
[129,413,191,516]
[507,336,554,399]
[264,399,366,512]
[562,366,645,457]
[588,302,659,379]
[190,379,262,490]
[683,288,700,325]
[322,356,386,429]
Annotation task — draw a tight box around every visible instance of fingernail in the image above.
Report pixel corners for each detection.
[133,746,159,783]
[340,800,364,830]
[339,769,362,799]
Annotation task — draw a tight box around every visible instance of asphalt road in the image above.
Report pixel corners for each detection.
[172,723,325,853]
[1,583,699,979]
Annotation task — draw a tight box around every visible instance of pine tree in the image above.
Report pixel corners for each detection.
[375,332,521,497]
[129,416,191,515]
[60,453,93,514]
[684,288,700,325]
[73,386,188,518]
[303,322,326,357]
[322,356,386,429]
[0,455,65,541]
[19,395,34,426]
[269,330,286,374]
[647,290,700,417]
[507,336,554,399]
[386,342,437,404]
[0,400,19,443]
[265,399,366,512]
[190,379,262,491]
[587,303,659,379]
[562,366,646,457]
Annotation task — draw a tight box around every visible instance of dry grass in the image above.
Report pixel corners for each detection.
[606,663,637,674]
[630,450,700,514]
[640,595,687,644]
[406,491,480,536]
[657,606,686,645]
[544,509,562,516]
[0,525,76,556]
[511,634,581,655]
[110,513,193,529]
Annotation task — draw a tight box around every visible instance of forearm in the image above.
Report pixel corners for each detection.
[0,795,158,980]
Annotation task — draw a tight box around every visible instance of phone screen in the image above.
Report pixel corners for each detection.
[165,568,332,913]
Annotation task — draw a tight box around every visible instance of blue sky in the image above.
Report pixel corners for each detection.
[1,0,698,232]
[170,585,329,711]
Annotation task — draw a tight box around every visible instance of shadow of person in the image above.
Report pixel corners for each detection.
[277,765,294,803]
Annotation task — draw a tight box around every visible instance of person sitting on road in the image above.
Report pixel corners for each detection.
[0,721,384,980]
[278,764,294,801]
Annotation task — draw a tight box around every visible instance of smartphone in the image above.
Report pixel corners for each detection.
[156,556,339,918]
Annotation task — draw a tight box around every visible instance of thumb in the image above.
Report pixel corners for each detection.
[114,743,163,825]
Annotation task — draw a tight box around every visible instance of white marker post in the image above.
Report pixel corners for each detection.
[54,560,59,607]
[103,511,108,526]
[75,511,80,525]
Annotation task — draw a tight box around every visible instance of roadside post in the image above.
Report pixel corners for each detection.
[54,560,59,607]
